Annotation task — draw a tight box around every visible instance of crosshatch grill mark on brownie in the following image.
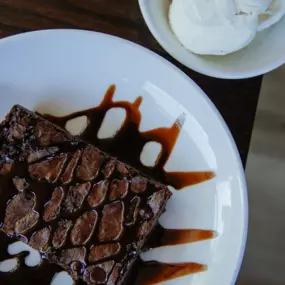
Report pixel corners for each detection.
[89,243,121,263]
[0,105,172,285]
[28,153,68,183]
[98,201,125,242]
[70,210,98,246]
[29,226,51,251]
[52,219,73,249]
[77,146,104,181]
[2,190,39,235]
[43,186,65,222]
[63,182,91,213]
[87,180,109,208]
[61,149,81,184]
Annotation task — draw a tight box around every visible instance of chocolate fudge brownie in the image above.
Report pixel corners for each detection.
[0,105,172,285]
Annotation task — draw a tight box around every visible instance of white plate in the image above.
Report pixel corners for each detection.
[0,30,247,285]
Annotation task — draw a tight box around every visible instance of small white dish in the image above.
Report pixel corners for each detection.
[0,29,247,285]
[139,0,285,79]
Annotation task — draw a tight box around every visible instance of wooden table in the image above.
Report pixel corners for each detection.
[0,0,262,166]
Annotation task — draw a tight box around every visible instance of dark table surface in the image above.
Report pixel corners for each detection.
[0,0,262,166]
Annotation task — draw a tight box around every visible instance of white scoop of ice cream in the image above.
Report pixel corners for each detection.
[169,0,285,55]
[169,0,258,55]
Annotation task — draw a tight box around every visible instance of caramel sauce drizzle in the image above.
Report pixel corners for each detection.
[135,262,207,285]
[42,85,216,284]
[161,229,216,246]
[44,85,214,190]
[148,225,217,248]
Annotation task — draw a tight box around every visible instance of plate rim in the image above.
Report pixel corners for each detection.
[0,29,248,285]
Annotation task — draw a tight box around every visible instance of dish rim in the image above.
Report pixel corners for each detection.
[0,28,249,284]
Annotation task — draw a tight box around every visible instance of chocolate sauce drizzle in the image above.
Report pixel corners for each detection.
[0,85,216,285]
[147,225,216,249]
[135,262,207,285]
[44,85,215,190]
[133,226,215,285]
